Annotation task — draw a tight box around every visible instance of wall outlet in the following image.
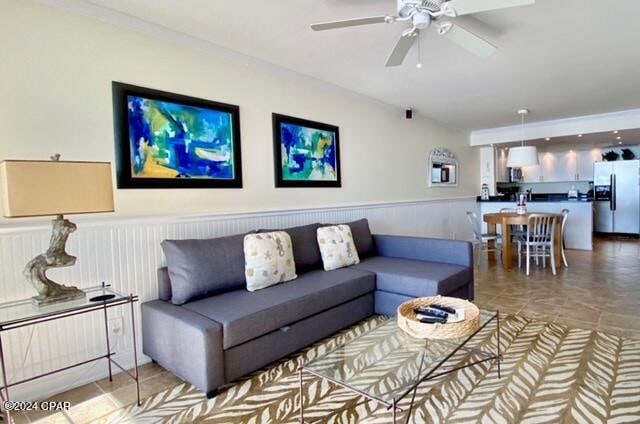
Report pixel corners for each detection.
[109,316,124,338]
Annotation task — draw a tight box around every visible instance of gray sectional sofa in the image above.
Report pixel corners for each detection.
[141,219,473,397]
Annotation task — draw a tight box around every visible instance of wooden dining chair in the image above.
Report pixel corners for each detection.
[517,214,558,275]
[466,211,501,265]
[560,208,570,267]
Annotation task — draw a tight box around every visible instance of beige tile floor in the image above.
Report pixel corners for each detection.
[11,235,640,423]
[473,235,640,339]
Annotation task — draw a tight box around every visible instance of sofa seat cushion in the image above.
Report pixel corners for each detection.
[353,256,471,298]
[182,268,376,349]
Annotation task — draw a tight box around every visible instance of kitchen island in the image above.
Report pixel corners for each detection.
[477,199,593,250]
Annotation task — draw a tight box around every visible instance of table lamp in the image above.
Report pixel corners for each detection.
[0,155,114,306]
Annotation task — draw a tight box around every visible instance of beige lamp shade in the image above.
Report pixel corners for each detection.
[506,146,539,168]
[0,160,114,218]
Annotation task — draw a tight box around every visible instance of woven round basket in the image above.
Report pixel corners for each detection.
[397,296,480,340]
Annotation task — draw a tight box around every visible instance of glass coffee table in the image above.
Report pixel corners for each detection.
[298,310,501,423]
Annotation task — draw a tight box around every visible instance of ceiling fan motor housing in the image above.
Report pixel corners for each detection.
[422,0,445,12]
[398,0,444,16]
[412,12,431,29]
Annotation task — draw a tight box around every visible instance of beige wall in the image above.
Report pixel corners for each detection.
[0,0,477,223]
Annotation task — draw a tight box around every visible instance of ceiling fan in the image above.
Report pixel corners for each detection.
[311,0,535,67]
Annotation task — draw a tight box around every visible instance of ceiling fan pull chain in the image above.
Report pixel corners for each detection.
[417,33,423,69]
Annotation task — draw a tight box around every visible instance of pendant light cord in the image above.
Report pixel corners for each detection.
[521,113,525,147]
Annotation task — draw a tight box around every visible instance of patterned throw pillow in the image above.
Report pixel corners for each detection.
[317,225,360,271]
[244,232,297,292]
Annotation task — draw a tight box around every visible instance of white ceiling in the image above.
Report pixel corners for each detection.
[81,0,640,130]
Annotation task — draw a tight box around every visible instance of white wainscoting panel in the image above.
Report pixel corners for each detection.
[0,197,475,401]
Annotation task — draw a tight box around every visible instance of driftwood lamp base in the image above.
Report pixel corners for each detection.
[24,215,86,307]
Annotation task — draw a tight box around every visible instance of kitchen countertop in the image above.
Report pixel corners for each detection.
[477,196,593,203]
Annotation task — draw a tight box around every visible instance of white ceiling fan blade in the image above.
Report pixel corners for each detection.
[311,16,389,31]
[440,23,496,58]
[386,32,417,67]
[446,0,535,16]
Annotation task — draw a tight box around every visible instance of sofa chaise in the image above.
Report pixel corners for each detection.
[141,219,473,397]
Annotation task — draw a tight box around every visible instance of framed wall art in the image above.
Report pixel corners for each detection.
[272,113,340,188]
[112,82,242,189]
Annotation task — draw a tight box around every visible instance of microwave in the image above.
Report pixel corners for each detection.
[508,168,523,183]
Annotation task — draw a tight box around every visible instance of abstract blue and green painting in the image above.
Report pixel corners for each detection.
[279,123,337,181]
[127,95,235,179]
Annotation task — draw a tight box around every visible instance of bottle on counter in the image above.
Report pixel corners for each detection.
[480,184,490,200]
[516,194,527,215]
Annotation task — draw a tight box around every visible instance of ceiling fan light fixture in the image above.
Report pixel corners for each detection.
[437,21,454,35]
[441,2,458,18]
[402,27,419,37]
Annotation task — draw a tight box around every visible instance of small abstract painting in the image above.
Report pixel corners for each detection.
[272,114,341,188]
[113,82,242,188]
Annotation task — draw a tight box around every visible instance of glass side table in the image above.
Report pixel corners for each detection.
[0,283,140,423]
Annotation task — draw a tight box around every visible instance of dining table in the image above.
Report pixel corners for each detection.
[483,212,564,271]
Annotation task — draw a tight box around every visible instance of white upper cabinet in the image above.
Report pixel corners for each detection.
[576,149,601,181]
[521,154,542,182]
[520,148,600,182]
[493,146,601,183]
[495,148,509,182]
[556,150,578,182]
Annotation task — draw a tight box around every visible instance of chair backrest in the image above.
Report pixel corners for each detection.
[560,208,569,234]
[466,211,483,241]
[500,208,517,213]
[526,214,557,243]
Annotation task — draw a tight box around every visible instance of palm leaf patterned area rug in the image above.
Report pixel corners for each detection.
[104,315,640,424]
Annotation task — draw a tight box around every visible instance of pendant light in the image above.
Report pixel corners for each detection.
[506,109,539,168]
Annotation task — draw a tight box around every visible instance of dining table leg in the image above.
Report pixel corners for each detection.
[554,221,563,269]
[487,222,497,262]
[501,220,512,270]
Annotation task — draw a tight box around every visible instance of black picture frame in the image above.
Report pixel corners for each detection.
[272,113,341,188]
[112,82,242,189]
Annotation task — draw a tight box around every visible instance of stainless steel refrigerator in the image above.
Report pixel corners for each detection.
[594,160,640,235]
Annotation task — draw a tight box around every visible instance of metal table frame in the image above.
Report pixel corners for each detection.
[298,311,501,424]
[0,284,141,423]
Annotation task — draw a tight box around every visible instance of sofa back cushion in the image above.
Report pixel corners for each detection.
[157,267,172,301]
[161,233,251,305]
[259,223,323,273]
[346,219,376,259]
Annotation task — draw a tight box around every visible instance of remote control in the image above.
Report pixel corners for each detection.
[430,304,456,315]
[415,307,447,318]
[415,307,449,319]
[416,313,448,323]
[418,316,446,324]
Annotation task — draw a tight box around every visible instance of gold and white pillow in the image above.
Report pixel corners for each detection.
[317,225,360,271]
[244,232,297,292]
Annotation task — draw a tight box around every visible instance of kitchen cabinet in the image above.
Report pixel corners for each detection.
[576,149,601,181]
[559,151,578,182]
[521,149,600,183]
[495,147,509,183]
[479,147,497,195]
[521,153,543,182]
